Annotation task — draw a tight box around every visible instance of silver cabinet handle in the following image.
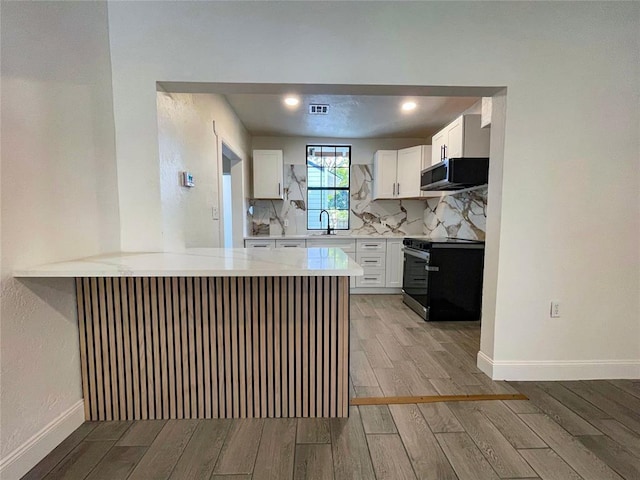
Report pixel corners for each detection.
[392,183,396,196]
[278,182,281,196]
[397,183,400,195]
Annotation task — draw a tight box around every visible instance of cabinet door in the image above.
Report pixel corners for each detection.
[431,130,446,165]
[275,239,306,248]
[245,239,276,248]
[396,146,423,198]
[446,116,464,159]
[385,239,404,288]
[253,150,284,199]
[372,150,397,199]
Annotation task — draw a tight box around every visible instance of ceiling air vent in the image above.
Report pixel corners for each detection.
[308,104,329,115]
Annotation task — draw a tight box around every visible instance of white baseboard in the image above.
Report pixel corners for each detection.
[477,351,494,378]
[0,400,84,480]
[476,351,640,381]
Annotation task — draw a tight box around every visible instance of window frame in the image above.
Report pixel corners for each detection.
[306,144,351,231]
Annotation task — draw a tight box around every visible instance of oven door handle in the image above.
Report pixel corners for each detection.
[403,247,430,261]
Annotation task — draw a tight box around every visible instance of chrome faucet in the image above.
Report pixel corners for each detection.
[319,209,334,235]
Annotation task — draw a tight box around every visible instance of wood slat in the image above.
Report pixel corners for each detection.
[75,280,91,421]
[136,278,148,420]
[237,278,247,418]
[266,277,274,418]
[113,280,127,420]
[173,277,183,419]
[157,278,169,419]
[121,279,134,420]
[143,278,155,420]
[273,278,281,418]
[165,278,177,418]
[323,278,330,417]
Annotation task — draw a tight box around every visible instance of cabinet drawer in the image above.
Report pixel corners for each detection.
[356,252,385,269]
[355,271,385,288]
[356,239,387,252]
[275,239,306,248]
[245,239,276,248]
[307,238,356,253]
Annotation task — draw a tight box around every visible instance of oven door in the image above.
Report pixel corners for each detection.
[402,247,432,319]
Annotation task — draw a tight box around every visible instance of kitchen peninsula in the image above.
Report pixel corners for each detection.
[15,248,362,421]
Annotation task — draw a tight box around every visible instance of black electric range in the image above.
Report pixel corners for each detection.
[402,237,485,321]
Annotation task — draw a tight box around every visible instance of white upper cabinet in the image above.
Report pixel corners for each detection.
[252,149,284,199]
[372,150,397,199]
[431,130,447,167]
[430,114,490,165]
[373,146,430,200]
[397,145,428,198]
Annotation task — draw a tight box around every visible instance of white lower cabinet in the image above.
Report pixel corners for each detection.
[385,239,404,288]
[245,237,405,292]
[245,239,276,248]
[355,240,387,288]
[275,239,306,248]
[356,272,386,288]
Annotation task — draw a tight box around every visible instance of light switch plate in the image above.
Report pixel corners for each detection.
[182,171,195,187]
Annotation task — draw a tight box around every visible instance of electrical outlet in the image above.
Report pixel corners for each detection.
[550,301,561,318]
[212,207,219,220]
[284,219,289,227]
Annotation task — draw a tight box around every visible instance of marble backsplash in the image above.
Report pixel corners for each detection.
[248,165,488,240]
[423,186,488,240]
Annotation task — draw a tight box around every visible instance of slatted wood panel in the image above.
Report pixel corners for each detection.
[75,276,350,420]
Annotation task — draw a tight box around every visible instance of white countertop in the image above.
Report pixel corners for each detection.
[13,248,364,278]
[245,234,407,240]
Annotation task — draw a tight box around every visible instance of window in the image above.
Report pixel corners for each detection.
[307,145,350,230]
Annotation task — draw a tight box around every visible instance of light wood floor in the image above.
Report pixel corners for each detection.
[349,295,516,398]
[23,295,640,480]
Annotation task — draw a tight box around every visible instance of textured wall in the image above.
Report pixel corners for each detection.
[107,1,639,374]
[156,92,251,250]
[0,0,119,466]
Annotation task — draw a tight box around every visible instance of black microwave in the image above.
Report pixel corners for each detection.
[421,158,489,191]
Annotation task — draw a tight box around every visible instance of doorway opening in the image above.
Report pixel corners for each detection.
[221,142,243,248]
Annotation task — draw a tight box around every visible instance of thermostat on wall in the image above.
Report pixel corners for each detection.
[182,171,195,187]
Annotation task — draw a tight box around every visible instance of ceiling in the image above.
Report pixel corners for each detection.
[158,82,500,139]
[223,93,480,139]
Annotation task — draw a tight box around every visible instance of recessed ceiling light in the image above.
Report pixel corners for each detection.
[402,101,417,111]
[284,96,299,107]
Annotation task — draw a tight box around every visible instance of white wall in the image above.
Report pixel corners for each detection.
[107,1,640,379]
[156,91,250,250]
[0,2,119,477]
[252,136,428,165]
